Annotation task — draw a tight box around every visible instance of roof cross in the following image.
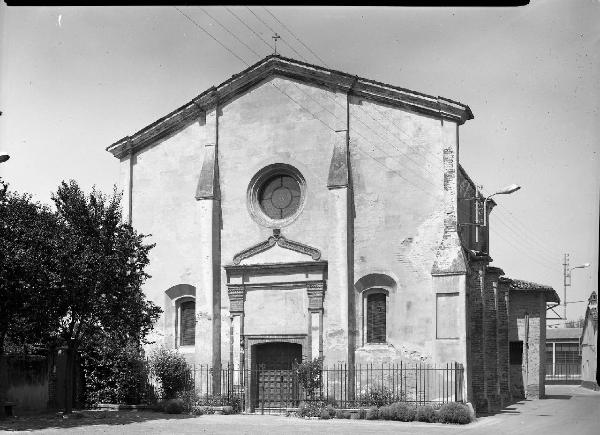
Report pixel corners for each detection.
[272,33,281,55]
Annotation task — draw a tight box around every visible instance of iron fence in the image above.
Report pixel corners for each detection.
[545,362,581,384]
[147,362,464,412]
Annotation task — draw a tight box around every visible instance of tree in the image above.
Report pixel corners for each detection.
[50,180,161,412]
[0,180,63,354]
[0,180,63,401]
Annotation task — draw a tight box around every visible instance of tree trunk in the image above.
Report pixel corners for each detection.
[0,331,7,402]
[64,344,74,413]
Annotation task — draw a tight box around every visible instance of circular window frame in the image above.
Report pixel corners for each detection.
[247,163,306,228]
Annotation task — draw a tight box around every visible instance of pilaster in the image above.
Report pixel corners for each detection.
[195,107,221,387]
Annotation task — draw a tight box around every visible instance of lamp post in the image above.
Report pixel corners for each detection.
[482,184,521,227]
[459,183,521,254]
[0,152,9,163]
[562,254,590,325]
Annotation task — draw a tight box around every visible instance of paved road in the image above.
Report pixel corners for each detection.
[2,385,598,434]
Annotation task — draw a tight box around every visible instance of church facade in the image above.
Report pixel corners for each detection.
[107,56,553,411]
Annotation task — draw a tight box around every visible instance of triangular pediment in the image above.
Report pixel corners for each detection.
[107,55,473,159]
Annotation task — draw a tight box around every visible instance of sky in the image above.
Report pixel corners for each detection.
[1,2,598,323]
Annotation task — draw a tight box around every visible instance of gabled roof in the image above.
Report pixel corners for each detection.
[107,55,474,159]
[500,277,560,304]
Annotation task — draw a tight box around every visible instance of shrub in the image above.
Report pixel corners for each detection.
[191,405,213,416]
[164,398,184,414]
[319,409,332,419]
[416,404,437,422]
[298,401,321,418]
[80,336,154,406]
[389,402,416,422]
[297,400,333,418]
[336,410,351,419]
[357,385,404,407]
[178,389,198,413]
[378,404,393,420]
[195,394,243,414]
[222,406,234,415]
[365,406,379,420]
[149,347,191,400]
[437,402,472,424]
[294,358,323,400]
[358,408,367,419]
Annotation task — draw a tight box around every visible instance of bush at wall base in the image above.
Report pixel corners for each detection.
[415,404,437,422]
[437,402,473,424]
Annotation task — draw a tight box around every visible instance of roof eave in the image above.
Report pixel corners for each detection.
[107,55,474,159]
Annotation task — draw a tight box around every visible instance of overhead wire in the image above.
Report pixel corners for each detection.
[244,7,446,180]
[254,7,568,267]
[201,8,443,195]
[262,6,330,67]
[173,7,440,199]
[176,6,565,277]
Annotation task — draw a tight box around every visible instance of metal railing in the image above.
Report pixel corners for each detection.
[545,362,581,383]
[147,362,464,412]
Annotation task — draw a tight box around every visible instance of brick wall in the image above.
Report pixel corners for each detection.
[467,261,487,413]
[507,291,545,399]
[483,268,502,411]
[496,280,511,406]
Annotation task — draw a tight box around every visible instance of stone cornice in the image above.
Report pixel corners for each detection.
[225,260,328,274]
[107,55,473,159]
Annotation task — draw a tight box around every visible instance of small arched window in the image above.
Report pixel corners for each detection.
[367,293,387,343]
[179,300,196,346]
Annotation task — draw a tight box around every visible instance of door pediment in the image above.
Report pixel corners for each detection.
[232,230,321,265]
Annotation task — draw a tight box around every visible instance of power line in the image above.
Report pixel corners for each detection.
[480,186,563,261]
[489,226,558,272]
[209,8,443,193]
[245,8,445,181]
[251,8,446,175]
[226,7,273,52]
[176,7,567,274]
[262,7,330,67]
[200,8,264,59]
[247,8,572,278]
[172,7,440,200]
[174,7,250,66]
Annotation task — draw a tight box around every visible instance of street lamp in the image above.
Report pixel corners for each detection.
[0,152,9,163]
[562,254,590,324]
[482,184,521,227]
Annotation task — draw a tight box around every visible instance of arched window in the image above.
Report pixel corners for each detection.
[366,292,387,343]
[355,274,395,346]
[179,300,195,346]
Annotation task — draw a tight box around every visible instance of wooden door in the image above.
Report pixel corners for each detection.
[254,342,302,409]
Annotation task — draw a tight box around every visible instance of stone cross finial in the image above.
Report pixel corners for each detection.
[272,33,281,55]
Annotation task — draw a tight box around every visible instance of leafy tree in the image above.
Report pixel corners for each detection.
[0,180,63,354]
[50,180,161,412]
[0,180,64,401]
